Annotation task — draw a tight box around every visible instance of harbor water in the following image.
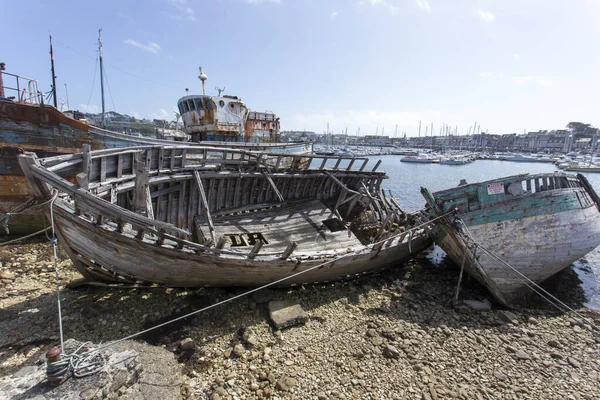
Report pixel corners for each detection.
[375,156,600,311]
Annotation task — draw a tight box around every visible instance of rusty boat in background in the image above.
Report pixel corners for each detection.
[18,146,432,287]
[0,62,309,235]
[421,173,600,307]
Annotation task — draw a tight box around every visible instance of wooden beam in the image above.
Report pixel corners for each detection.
[81,144,92,190]
[261,170,284,202]
[281,241,298,260]
[193,170,216,245]
[133,152,150,216]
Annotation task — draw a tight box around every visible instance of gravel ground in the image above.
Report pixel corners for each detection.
[0,239,599,399]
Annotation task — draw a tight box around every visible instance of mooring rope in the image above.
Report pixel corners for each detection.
[0,195,60,235]
[453,214,600,332]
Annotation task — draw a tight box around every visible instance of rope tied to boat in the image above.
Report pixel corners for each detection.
[0,195,61,235]
[452,214,600,333]
[44,189,107,384]
[45,342,106,385]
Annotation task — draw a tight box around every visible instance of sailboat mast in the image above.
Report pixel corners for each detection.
[98,29,106,127]
[49,34,58,108]
[64,83,70,109]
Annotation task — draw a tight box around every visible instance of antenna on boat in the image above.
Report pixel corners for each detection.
[198,67,207,95]
[64,83,70,109]
[49,33,58,108]
[98,29,106,127]
[215,86,225,96]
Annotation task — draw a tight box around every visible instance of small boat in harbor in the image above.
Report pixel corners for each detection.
[439,155,473,165]
[421,173,600,307]
[19,146,432,287]
[565,165,600,173]
[400,153,439,163]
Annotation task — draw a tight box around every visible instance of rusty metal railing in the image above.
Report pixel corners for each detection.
[0,70,43,104]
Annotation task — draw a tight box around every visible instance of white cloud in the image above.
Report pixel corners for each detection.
[513,53,520,60]
[416,0,431,13]
[124,39,161,54]
[150,108,172,120]
[128,111,141,119]
[513,76,553,87]
[479,72,493,78]
[475,9,495,23]
[331,11,339,20]
[79,104,99,113]
[166,0,196,21]
[367,0,401,15]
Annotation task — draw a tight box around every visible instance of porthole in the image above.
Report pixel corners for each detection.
[219,100,225,107]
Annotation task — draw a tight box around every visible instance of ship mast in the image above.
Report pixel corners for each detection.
[98,29,106,127]
[49,34,58,108]
[198,67,207,95]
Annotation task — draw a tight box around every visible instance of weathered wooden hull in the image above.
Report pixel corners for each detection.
[20,145,431,287]
[422,173,600,307]
[0,100,310,235]
[51,203,431,287]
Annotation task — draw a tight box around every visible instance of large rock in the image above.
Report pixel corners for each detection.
[462,299,492,311]
[268,300,308,329]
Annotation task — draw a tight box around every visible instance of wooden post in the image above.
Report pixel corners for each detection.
[133,152,151,217]
[248,240,264,260]
[281,242,298,260]
[261,170,284,202]
[81,144,91,190]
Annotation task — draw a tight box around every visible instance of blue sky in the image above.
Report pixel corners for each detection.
[3,0,600,136]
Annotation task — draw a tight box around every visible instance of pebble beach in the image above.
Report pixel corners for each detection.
[0,240,599,399]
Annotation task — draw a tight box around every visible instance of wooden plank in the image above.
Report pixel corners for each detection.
[47,158,83,172]
[158,148,164,173]
[233,175,242,208]
[170,148,176,171]
[100,156,107,183]
[262,170,284,202]
[145,186,154,220]
[372,159,382,172]
[247,240,264,260]
[110,186,117,204]
[193,170,216,244]
[346,158,356,171]
[181,148,187,168]
[133,152,149,216]
[177,180,186,229]
[226,177,234,209]
[359,159,369,171]
[116,154,123,179]
[319,158,328,170]
[81,144,92,190]
[281,242,298,260]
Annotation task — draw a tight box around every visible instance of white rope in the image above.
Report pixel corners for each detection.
[454,214,599,332]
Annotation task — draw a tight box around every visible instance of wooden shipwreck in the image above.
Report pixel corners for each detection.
[19,146,432,287]
[421,173,600,307]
